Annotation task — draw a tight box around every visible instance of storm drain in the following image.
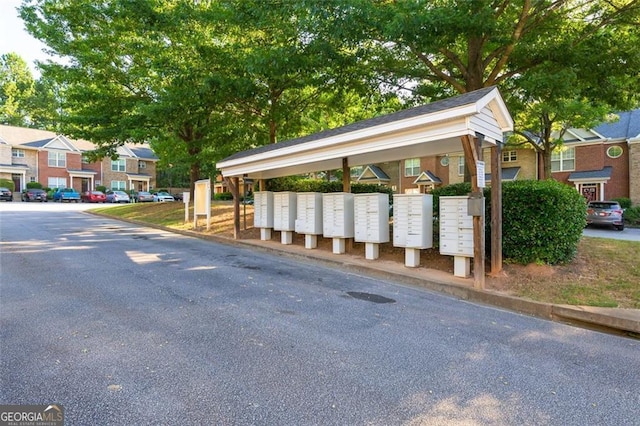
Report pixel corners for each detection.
[346,291,396,304]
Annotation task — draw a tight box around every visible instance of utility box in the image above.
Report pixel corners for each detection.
[354,193,390,260]
[393,194,433,267]
[439,196,474,277]
[273,192,297,244]
[253,191,274,240]
[295,192,323,248]
[322,192,354,254]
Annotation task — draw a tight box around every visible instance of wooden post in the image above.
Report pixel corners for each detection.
[460,135,485,290]
[342,158,350,193]
[490,144,503,275]
[225,176,241,239]
[259,179,266,191]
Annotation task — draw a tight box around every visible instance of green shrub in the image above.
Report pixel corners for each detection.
[0,179,14,191]
[613,197,632,209]
[623,205,640,226]
[26,182,43,189]
[214,192,233,200]
[96,185,107,193]
[265,177,392,198]
[502,180,586,265]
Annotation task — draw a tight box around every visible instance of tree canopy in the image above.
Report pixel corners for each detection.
[14,0,640,186]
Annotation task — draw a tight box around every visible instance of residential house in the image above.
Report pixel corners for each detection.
[0,125,158,193]
[364,109,639,204]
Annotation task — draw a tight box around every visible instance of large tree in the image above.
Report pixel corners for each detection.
[311,0,640,178]
[0,53,35,126]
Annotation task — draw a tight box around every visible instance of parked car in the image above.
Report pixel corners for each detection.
[153,191,175,202]
[53,188,81,203]
[81,190,106,203]
[22,188,48,202]
[133,191,154,202]
[106,190,131,203]
[0,187,13,202]
[586,200,625,231]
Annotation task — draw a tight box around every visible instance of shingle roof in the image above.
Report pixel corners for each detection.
[359,164,391,181]
[220,86,498,163]
[568,166,613,180]
[414,170,442,184]
[485,167,520,182]
[594,109,640,140]
[0,124,158,160]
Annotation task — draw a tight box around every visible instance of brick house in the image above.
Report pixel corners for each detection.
[0,125,158,193]
[362,109,639,204]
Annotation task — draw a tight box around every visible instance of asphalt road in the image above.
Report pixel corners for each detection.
[1,203,639,425]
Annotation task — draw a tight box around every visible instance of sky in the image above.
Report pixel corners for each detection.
[0,0,52,76]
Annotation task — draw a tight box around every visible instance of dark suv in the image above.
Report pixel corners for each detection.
[0,187,13,202]
[22,188,48,202]
[586,201,625,231]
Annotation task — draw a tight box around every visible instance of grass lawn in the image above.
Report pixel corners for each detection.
[92,201,640,309]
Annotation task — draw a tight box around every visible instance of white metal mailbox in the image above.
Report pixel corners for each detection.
[354,193,389,260]
[439,196,474,277]
[253,191,274,240]
[273,192,297,244]
[322,192,354,254]
[393,194,433,267]
[295,192,323,249]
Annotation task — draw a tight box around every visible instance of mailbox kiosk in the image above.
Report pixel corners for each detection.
[322,193,354,254]
[439,196,474,277]
[295,192,323,249]
[273,192,297,244]
[393,194,433,267]
[354,193,390,260]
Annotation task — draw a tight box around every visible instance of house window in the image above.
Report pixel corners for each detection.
[111,159,126,172]
[458,157,465,176]
[48,151,66,167]
[502,150,517,162]
[551,147,575,172]
[29,177,36,182]
[138,160,146,169]
[82,155,89,164]
[404,158,420,177]
[440,156,450,167]
[111,180,126,190]
[48,177,66,188]
[606,146,623,159]
[12,149,25,158]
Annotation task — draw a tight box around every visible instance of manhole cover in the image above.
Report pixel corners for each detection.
[346,291,396,304]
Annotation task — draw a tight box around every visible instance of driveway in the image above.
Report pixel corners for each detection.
[1,204,639,425]
[583,226,640,242]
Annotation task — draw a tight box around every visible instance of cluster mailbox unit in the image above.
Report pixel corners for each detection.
[439,196,474,277]
[295,192,323,249]
[354,193,390,260]
[253,191,274,240]
[322,193,355,254]
[392,194,433,267]
[273,191,297,244]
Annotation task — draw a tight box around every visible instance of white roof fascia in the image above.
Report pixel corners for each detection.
[218,106,475,170]
[220,122,479,177]
[44,135,80,152]
[116,145,136,157]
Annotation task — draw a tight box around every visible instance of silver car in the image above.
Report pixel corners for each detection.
[106,190,131,203]
[586,201,624,231]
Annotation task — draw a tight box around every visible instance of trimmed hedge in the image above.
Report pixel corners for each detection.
[265,178,393,198]
[26,182,43,189]
[501,180,586,265]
